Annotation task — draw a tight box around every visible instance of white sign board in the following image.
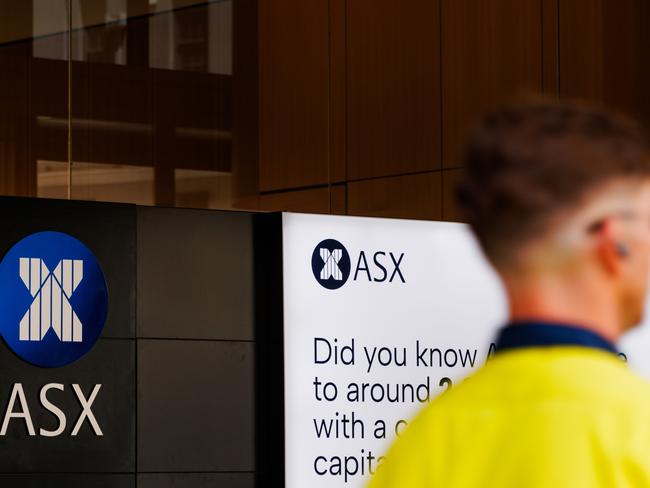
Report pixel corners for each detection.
[282,212,650,488]
[282,213,508,487]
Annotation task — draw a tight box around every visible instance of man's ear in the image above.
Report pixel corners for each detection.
[595,217,625,275]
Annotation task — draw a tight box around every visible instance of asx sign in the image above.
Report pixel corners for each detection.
[311,238,406,290]
[0,231,108,438]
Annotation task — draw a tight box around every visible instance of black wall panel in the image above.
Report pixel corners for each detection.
[137,207,255,341]
[0,197,260,487]
[0,474,135,487]
[138,473,255,488]
[137,339,255,472]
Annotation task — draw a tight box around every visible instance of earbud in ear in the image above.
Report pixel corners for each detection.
[616,242,630,258]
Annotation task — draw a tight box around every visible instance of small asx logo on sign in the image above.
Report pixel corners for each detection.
[311,239,406,290]
[311,239,352,290]
[0,231,108,367]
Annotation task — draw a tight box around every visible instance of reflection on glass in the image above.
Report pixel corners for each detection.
[149,0,231,74]
[33,0,128,64]
[72,163,154,205]
[175,168,232,209]
[32,0,68,60]
[1,0,242,208]
[71,0,235,208]
[37,161,69,199]
[76,2,127,66]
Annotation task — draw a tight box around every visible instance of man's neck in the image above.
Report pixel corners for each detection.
[505,276,621,342]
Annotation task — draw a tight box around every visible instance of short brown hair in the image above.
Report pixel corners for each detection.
[457,99,650,264]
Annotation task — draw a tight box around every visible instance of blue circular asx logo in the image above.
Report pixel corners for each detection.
[0,231,108,367]
[311,239,351,290]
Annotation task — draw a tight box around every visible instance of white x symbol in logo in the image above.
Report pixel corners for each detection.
[18,258,84,342]
[320,248,343,281]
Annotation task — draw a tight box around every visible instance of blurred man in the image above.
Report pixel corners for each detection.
[368,100,650,487]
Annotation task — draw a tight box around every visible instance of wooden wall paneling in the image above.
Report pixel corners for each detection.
[259,187,331,214]
[558,0,603,102]
[329,0,347,183]
[347,0,441,180]
[152,67,233,206]
[27,34,87,198]
[560,0,650,126]
[0,0,32,196]
[0,42,36,196]
[259,184,346,215]
[542,0,559,96]
[600,1,650,126]
[87,62,152,168]
[330,184,346,215]
[153,69,232,172]
[0,0,33,45]
[30,56,68,164]
[232,0,260,210]
[441,0,543,168]
[347,172,442,220]
[153,66,175,206]
[70,17,91,176]
[258,0,330,191]
[126,0,150,67]
[442,168,464,222]
[70,57,90,188]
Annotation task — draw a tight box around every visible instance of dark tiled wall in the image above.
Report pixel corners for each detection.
[0,197,137,486]
[136,207,256,487]
[0,199,258,488]
[0,475,135,487]
[137,207,254,341]
[137,340,254,473]
[138,473,255,488]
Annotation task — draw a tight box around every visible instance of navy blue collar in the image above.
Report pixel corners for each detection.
[495,322,619,355]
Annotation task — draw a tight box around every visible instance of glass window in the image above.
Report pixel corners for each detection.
[0,0,256,210]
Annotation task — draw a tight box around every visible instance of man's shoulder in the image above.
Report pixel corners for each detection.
[603,361,650,410]
[370,354,650,488]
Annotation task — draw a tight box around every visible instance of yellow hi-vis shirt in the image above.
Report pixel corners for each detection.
[368,336,650,487]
